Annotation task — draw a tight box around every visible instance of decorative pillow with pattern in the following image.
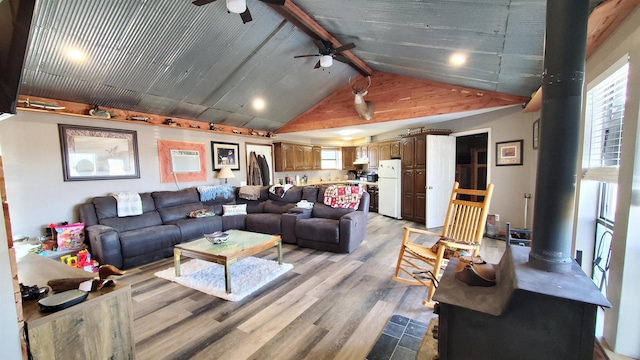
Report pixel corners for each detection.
[222,204,247,216]
[187,209,215,218]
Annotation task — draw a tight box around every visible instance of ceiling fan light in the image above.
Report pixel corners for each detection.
[320,55,333,68]
[226,0,246,13]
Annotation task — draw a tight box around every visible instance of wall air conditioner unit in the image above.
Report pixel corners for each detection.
[170,150,201,173]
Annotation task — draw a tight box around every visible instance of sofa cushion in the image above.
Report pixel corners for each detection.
[152,188,200,208]
[169,216,223,241]
[301,186,319,202]
[312,203,355,220]
[235,199,265,213]
[100,211,163,232]
[119,225,181,258]
[263,199,296,214]
[246,213,282,235]
[295,218,340,244]
[93,193,155,220]
[158,202,204,223]
[268,186,303,202]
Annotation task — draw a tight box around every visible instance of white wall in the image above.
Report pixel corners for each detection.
[427,106,539,232]
[0,111,272,237]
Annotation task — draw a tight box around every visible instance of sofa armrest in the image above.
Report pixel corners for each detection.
[86,224,124,269]
[338,210,368,253]
[281,209,312,244]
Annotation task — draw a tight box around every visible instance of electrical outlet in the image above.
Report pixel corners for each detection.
[495,214,500,222]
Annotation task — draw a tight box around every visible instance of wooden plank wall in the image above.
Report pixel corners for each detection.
[276,70,527,134]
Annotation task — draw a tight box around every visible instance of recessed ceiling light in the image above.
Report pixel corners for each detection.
[252,98,265,110]
[66,48,85,61]
[342,137,352,141]
[449,53,466,66]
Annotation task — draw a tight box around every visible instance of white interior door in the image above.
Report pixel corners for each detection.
[426,135,456,228]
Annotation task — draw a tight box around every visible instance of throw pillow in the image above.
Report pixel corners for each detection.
[222,204,247,216]
[187,209,215,218]
[430,238,473,260]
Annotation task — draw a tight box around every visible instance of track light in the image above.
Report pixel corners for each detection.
[226,0,246,13]
[320,55,333,68]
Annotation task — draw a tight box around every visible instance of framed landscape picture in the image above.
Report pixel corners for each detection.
[496,139,523,166]
[211,141,240,170]
[58,124,140,181]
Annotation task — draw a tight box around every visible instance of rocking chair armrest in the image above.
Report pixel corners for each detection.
[403,227,442,238]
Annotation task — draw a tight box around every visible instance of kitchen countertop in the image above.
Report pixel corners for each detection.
[304,180,378,187]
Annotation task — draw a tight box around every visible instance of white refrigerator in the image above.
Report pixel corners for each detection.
[378,159,402,219]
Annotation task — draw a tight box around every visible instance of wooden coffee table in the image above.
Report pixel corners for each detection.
[173,229,282,294]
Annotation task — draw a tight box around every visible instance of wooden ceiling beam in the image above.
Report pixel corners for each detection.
[267,1,372,77]
[523,0,640,113]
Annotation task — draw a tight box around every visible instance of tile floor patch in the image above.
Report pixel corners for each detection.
[367,315,429,360]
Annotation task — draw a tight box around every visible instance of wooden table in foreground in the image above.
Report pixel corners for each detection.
[173,229,282,294]
[17,253,134,360]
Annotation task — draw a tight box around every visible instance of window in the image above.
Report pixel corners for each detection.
[321,148,340,169]
[583,63,629,182]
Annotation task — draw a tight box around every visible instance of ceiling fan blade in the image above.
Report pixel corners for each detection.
[260,0,285,4]
[192,0,217,6]
[314,60,321,69]
[334,43,356,53]
[294,54,320,58]
[313,39,327,51]
[240,7,253,23]
[334,54,351,64]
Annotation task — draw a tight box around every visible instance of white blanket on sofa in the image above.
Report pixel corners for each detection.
[111,192,143,217]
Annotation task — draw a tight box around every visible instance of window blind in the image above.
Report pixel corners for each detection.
[583,63,628,183]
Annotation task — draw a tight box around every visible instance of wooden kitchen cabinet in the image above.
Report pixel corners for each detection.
[342,147,356,170]
[274,142,295,172]
[400,134,427,223]
[401,137,415,168]
[312,146,322,170]
[390,141,401,158]
[274,143,314,171]
[378,142,391,161]
[368,143,379,169]
[356,146,368,160]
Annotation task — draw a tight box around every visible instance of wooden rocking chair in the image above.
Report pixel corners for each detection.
[392,182,494,305]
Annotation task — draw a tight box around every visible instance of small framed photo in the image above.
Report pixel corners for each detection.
[211,141,240,170]
[533,119,540,150]
[58,124,140,181]
[496,140,523,166]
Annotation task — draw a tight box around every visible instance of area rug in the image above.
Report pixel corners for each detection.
[154,257,293,302]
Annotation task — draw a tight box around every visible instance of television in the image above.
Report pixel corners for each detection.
[0,0,36,118]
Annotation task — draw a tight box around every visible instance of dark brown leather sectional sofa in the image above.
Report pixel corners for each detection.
[78,185,369,269]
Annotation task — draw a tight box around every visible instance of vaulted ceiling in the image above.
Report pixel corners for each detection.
[17,0,607,139]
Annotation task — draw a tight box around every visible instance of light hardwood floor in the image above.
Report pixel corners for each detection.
[119,212,506,360]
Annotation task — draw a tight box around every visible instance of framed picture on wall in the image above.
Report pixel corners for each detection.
[211,141,240,170]
[496,139,523,166]
[58,124,140,181]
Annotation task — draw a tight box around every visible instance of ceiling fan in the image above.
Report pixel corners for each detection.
[294,40,356,69]
[192,0,285,24]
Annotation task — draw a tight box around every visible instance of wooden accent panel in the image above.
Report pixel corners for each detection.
[16,95,271,140]
[157,139,207,183]
[276,70,527,134]
[523,0,640,113]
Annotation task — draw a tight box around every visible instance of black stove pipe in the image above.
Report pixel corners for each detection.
[529,0,590,273]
